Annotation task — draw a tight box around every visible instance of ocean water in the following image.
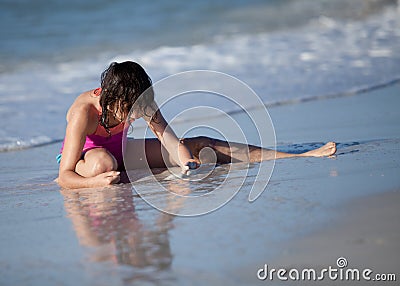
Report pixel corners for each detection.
[0,0,399,152]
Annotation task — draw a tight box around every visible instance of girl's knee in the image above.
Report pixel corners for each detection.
[180,136,216,158]
[88,150,118,177]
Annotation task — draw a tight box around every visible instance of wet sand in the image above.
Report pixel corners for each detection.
[0,84,399,285]
[274,189,400,285]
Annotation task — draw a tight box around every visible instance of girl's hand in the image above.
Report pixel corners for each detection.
[181,160,200,175]
[89,171,120,187]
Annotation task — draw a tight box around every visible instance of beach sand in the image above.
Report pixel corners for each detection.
[0,84,399,285]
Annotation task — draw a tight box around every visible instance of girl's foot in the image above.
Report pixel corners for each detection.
[302,142,337,157]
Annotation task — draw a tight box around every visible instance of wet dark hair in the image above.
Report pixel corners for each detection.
[99,61,156,133]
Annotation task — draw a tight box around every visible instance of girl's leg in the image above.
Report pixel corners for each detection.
[274,142,337,159]
[75,148,118,177]
[124,138,176,170]
[180,136,336,163]
[124,136,336,170]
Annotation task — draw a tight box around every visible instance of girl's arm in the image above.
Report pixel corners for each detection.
[144,104,199,173]
[58,106,119,189]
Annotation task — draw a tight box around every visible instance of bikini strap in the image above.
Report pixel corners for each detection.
[93,87,102,97]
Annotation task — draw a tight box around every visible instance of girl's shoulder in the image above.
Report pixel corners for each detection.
[66,90,100,123]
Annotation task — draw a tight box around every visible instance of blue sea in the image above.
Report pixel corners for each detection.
[0,0,399,152]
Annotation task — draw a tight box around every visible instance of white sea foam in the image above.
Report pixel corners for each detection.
[0,136,56,152]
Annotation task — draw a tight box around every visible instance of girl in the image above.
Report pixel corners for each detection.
[57,61,336,189]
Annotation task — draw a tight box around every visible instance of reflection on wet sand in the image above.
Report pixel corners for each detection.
[60,178,191,281]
